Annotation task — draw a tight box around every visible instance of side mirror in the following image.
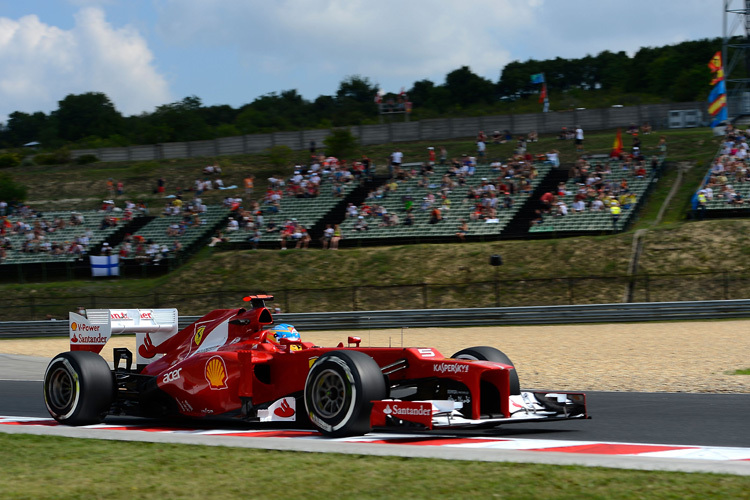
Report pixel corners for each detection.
[348,336,362,347]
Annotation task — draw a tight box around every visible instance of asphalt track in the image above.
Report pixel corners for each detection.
[2,354,750,475]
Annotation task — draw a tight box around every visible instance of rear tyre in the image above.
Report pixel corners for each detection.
[304,350,386,438]
[43,351,114,426]
[452,346,521,395]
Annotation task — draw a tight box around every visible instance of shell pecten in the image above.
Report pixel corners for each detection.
[205,356,227,389]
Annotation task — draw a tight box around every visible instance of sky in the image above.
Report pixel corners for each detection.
[0,0,730,124]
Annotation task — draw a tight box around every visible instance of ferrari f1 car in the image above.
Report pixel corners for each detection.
[43,296,588,437]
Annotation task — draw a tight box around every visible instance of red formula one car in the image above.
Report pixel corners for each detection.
[43,296,588,437]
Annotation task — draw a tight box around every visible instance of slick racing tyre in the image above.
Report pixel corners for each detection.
[304,350,386,438]
[43,351,115,426]
[452,346,521,395]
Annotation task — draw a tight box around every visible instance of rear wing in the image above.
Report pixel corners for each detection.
[70,309,179,362]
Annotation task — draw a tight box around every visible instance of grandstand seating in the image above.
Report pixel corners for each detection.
[0,210,126,265]
[529,158,659,234]
[339,162,552,242]
[223,177,358,245]
[113,205,231,260]
[687,131,750,217]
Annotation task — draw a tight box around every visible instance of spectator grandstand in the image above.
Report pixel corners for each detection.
[529,155,663,235]
[0,209,128,265]
[693,124,750,218]
[112,205,231,264]
[222,160,360,247]
[339,160,552,242]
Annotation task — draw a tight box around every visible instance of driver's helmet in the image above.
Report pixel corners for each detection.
[267,323,301,344]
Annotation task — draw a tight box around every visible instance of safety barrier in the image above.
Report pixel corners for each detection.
[1,299,748,339]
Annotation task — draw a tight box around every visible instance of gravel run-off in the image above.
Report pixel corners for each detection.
[1,320,748,393]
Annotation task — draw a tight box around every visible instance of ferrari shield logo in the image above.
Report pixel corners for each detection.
[194,326,205,346]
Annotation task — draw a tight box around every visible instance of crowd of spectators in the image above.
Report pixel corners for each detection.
[118,232,182,264]
[696,124,750,213]
[342,142,544,239]
[0,203,135,262]
[531,154,651,227]
[199,154,372,250]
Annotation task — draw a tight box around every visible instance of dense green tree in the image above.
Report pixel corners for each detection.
[4,111,49,146]
[199,104,239,127]
[54,92,123,142]
[444,66,495,106]
[336,75,379,103]
[149,96,213,141]
[235,107,268,134]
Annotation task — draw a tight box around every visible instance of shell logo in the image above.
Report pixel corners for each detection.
[194,326,206,346]
[71,322,78,331]
[205,356,228,389]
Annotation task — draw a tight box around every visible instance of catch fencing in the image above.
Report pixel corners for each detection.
[0,299,748,339]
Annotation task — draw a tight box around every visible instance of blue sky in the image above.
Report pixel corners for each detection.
[0,0,727,124]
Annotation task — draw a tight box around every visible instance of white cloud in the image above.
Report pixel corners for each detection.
[0,7,171,123]
[156,0,541,92]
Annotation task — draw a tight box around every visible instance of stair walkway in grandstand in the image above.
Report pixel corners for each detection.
[222,177,358,246]
[112,205,231,259]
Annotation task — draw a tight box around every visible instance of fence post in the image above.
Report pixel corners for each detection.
[645,275,650,302]
[422,283,428,309]
[29,295,35,320]
[352,286,358,311]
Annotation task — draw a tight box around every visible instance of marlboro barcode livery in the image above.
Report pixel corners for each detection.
[44,296,587,437]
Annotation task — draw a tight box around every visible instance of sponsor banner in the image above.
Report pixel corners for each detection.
[371,401,433,429]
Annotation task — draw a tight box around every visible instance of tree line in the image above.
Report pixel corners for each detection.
[0,36,731,151]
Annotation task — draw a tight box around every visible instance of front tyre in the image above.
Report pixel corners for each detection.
[43,351,114,426]
[452,346,521,395]
[304,350,386,438]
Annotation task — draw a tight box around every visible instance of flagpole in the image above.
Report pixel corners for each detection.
[722,1,729,119]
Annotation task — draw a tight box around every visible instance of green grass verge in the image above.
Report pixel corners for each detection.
[1,434,748,499]
[731,368,750,375]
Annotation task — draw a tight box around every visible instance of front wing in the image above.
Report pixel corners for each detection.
[371,391,588,431]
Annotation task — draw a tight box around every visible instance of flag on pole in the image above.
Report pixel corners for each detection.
[530,73,545,84]
[538,83,547,104]
[711,107,728,128]
[708,79,727,116]
[707,52,727,127]
[708,51,724,85]
[90,254,120,277]
[611,128,623,157]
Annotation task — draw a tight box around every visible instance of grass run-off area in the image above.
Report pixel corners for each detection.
[1,434,748,499]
